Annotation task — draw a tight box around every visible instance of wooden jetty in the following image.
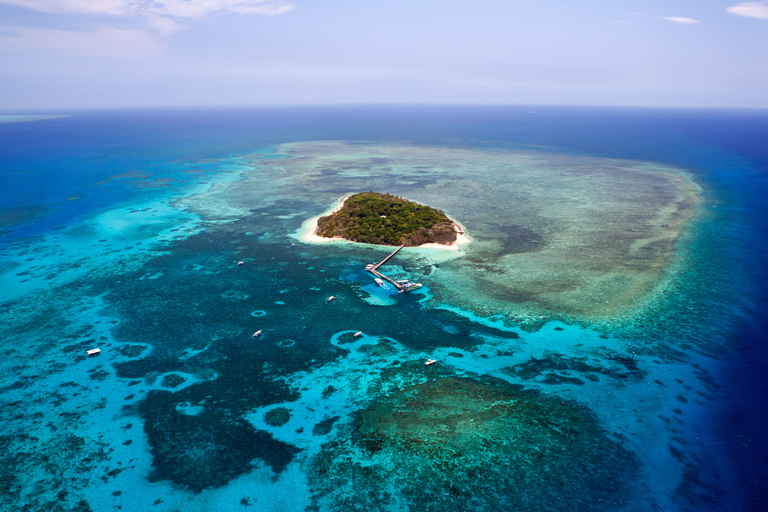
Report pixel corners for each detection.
[371,244,404,271]
[366,245,422,293]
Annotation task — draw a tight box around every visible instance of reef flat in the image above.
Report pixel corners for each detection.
[192,141,702,324]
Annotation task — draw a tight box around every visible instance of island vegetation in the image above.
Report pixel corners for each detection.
[316,192,458,246]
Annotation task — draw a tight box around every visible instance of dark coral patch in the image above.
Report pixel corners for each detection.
[141,391,300,492]
[0,204,53,230]
[504,351,646,383]
[310,375,640,511]
[160,373,186,388]
[264,407,291,427]
[312,416,340,436]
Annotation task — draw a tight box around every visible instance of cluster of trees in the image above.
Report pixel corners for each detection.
[316,192,458,246]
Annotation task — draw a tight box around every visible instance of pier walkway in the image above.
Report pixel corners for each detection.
[371,244,404,271]
[366,244,422,293]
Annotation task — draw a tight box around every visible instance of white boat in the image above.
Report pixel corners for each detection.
[252,330,262,338]
[326,296,336,302]
[354,331,363,338]
[425,359,437,366]
[87,348,101,356]
[374,278,388,288]
[365,264,374,271]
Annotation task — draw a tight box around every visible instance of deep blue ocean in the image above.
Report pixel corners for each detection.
[1,106,766,511]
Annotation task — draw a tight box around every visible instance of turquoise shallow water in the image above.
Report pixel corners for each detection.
[1,107,766,511]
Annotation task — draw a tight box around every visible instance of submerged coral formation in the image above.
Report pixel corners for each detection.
[310,369,640,511]
[140,391,300,493]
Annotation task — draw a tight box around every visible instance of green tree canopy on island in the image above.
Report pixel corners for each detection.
[316,192,458,246]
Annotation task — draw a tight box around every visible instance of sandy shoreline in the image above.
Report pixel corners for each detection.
[295,194,470,251]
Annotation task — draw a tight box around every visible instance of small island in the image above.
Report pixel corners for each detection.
[315,192,460,246]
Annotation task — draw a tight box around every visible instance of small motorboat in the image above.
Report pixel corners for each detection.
[353,331,363,338]
[252,330,262,338]
[425,359,437,366]
[237,261,244,266]
[365,264,374,271]
[87,348,101,356]
[374,278,388,289]
[326,296,336,302]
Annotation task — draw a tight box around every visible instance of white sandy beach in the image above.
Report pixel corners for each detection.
[299,193,351,244]
[295,194,471,251]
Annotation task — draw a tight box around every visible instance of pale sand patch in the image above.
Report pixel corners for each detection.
[295,193,351,244]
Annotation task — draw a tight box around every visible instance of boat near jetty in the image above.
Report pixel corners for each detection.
[364,245,423,293]
[398,281,423,293]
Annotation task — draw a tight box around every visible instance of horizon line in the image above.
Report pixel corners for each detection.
[2,103,768,114]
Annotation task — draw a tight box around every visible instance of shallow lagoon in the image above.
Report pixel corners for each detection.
[0,107,765,512]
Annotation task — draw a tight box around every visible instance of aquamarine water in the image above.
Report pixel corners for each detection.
[1,107,766,511]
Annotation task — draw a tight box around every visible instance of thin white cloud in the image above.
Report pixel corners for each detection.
[726,2,768,19]
[0,25,165,58]
[0,0,129,15]
[146,15,184,34]
[0,0,294,58]
[0,0,294,18]
[662,17,700,24]
[149,0,294,18]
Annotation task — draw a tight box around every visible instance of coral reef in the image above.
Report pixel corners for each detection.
[310,372,640,511]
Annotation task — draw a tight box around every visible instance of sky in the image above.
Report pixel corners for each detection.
[0,0,767,109]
